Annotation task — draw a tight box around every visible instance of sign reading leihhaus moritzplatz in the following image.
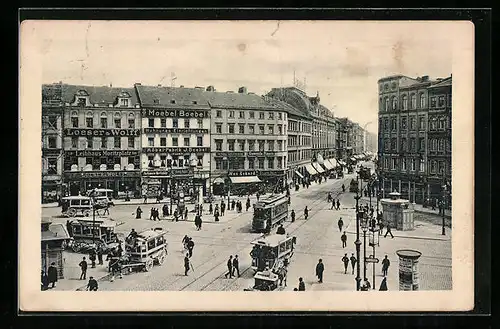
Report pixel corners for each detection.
[64,150,140,157]
[64,128,141,137]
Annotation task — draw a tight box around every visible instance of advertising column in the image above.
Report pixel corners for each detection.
[396,249,422,291]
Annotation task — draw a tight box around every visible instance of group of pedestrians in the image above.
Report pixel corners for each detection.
[328,192,341,210]
[224,255,240,278]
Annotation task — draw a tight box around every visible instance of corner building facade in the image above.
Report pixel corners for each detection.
[377,74,451,206]
[135,85,211,198]
[61,85,142,198]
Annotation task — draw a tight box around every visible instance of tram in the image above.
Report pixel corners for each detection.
[250,234,296,273]
[251,194,288,233]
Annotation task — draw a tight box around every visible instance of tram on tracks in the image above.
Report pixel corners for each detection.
[251,194,288,233]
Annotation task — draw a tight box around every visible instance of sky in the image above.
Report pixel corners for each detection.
[33,20,455,134]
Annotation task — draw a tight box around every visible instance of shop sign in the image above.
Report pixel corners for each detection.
[64,128,140,137]
[143,147,210,154]
[248,151,276,157]
[43,149,62,156]
[258,170,286,176]
[143,128,208,134]
[228,170,257,177]
[64,150,140,157]
[142,109,209,118]
[64,171,140,179]
[215,152,245,157]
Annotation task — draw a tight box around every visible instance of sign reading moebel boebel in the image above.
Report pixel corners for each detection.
[64,128,141,137]
[142,109,210,118]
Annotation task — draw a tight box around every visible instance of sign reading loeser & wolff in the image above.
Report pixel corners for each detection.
[64,128,140,137]
[142,109,210,118]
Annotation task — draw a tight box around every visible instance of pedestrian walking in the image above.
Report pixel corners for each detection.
[187,238,195,257]
[379,277,388,291]
[135,206,142,219]
[174,209,179,222]
[384,223,394,238]
[224,255,233,278]
[338,217,344,232]
[256,192,260,201]
[97,248,103,265]
[149,208,154,220]
[47,262,58,288]
[381,255,391,276]
[221,203,226,216]
[330,199,335,210]
[41,270,49,291]
[290,209,295,222]
[184,207,188,220]
[231,199,236,211]
[79,257,88,280]
[378,220,384,236]
[341,184,345,193]
[327,192,332,203]
[246,197,251,211]
[304,206,309,220]
[349,253,357,274]
[86,276,98,291]
[341,232,347,248]
[184,254,190,276]
[89,249,96,268]
[342,254,349,274]
[162,204,168,218]
[232,255,240,277]
[298,277,305,291]
[315,259,324,283]
[336,199,341,210]
[209,203,213,214]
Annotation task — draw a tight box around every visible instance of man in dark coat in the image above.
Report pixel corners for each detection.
[89,249,97,268]
[338,218,344,232]
[290,209,295,222]
[79,257,88,280]
[231,199,236,211]
[224,255,233,278]
[341,232,347,248]
[41,271,49,291]
[184,254,191,276]
[276,224,286,235]
[336,199,340,210]
[342,253,350,274]
[379,277,388,291]
[350,253,357,274]
[86,276,98,291]
[298,277,305,291]
[384,223,394,238]
[97,248,104,265]
[232,255,240,277]
[47,262,58,288]
[304,206,309,220]
[246,197,251,211]
[209,203,213,214]
[162,204,169,218]
[221,202,226,216]
[187,238,195,257]
[184,207,188,221]
[315,259,324,283]
[381,255,391,276]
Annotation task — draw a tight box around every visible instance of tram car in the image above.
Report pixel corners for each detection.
[120,228,168,273]
[250,234,296,273]
[252,194,288,233]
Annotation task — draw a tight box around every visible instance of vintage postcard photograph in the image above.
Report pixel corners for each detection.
[19,20,474,312]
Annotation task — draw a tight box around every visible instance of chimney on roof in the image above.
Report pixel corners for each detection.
[238,86,247,94]
[421,75,429,82]
[180,85,184,88]
[206,85,215,92]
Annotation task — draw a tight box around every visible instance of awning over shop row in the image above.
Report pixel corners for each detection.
[294,170,304,179]
[329,158,339,167]
[312,162,324,174]
[305,163,317,175]
[230,176,261,184]
[323,160,334,170]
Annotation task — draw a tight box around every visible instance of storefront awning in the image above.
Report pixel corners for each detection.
[323,160,334,170]
[230,176,261,184]
[305,164,317,175]
[312,162,325,174]
[329,158,339,167]
[294,170,304,179]
[350,157,357,162]
[213,177,225,184]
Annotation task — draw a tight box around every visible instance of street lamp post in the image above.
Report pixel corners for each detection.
[223,157,231,206]
[441,170,447,236]
[90,188,97,245]
[361,213,368,281]
[354,172,362,291]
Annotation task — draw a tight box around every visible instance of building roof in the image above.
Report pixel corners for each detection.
[42,223,71,242]
[266,97,312,120]
[427,76,452,88]
[44,83,140,106]
[135,85,210,109]
[203,90,277,110]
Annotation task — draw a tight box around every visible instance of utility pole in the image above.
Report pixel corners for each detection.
[354,173,362,291]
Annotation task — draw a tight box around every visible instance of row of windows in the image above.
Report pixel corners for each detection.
[214,122,285,135]
[288,135,312,147]
[288,120,312,133]
[214,139,285,152]
[288,149,312,163]
[64,155,140,171]
[68,136,138,149]
[215,157,285,170]
[380,94,451,111]
[75,97,131,107]
[70,116,136,129]
[382,157,450,175]
[380,115,449,132]
[215,110,285,121]
[147,136,204,147]
[148,118,204,129]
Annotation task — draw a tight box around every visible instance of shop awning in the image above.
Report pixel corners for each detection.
[213,177,225,184]
[294,171,304,179]
[350,157,357,162]
[323,160,334,170]
[305,164,317,175]
[230,176,261,184]
[312,162,325,174]
[329,158,339,167]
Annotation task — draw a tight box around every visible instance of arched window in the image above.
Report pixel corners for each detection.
[86,111,93,117]
[85,111,94,128]
[385,97,389,111]
[438,139,445,151]
[419,93,426,108]
[391,96,397,110]
[401,95,408,110]
[114,112,121,118]
[71,111,78,117]
[410,94,417,109]
[100,112,108,128]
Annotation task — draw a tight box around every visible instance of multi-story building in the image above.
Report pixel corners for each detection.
[377,74,451,205]
[61,85,142,198]
[42,83,65,203]
[267,87,337,180]
[364,130,378,154]
[135,84,212,198]
[209,86,288,194]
